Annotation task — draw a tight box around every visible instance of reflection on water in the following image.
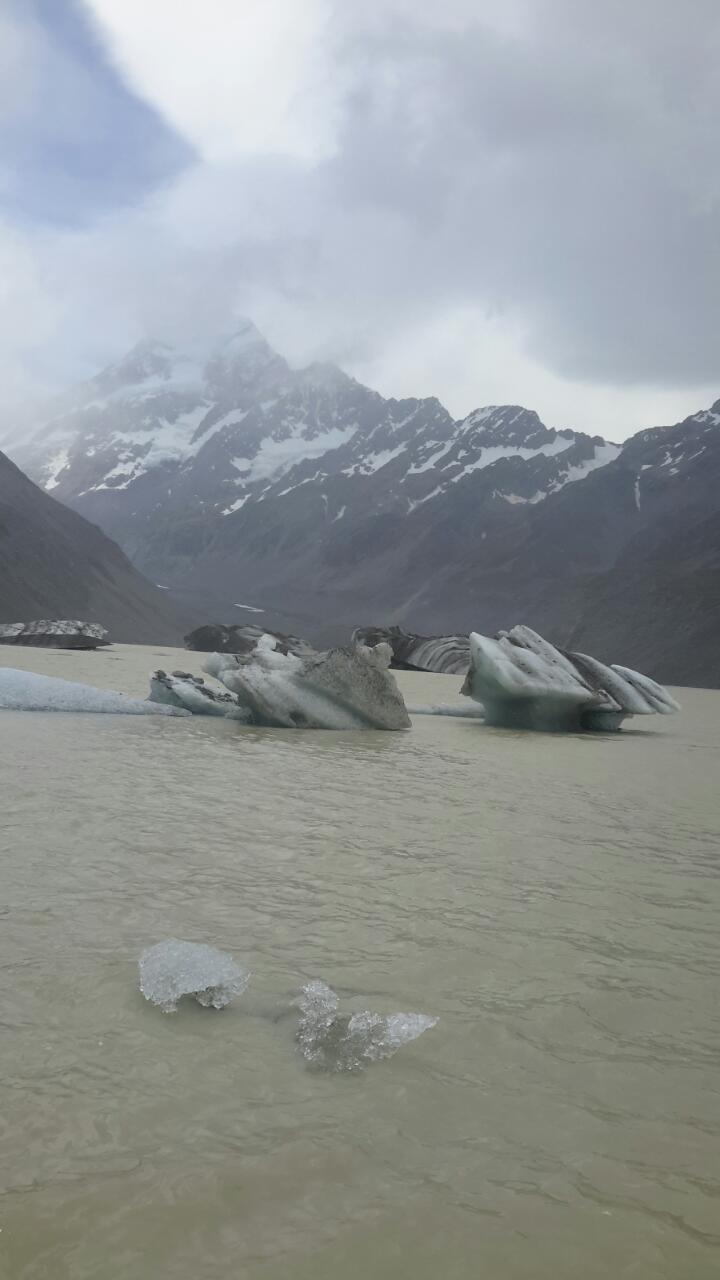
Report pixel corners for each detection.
[0,644,718,1279]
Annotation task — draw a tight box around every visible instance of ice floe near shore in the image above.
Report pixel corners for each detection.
[461,625,680,731]
[0,668,189,716]
[296,980,437,1072]
[138,939,250,1012]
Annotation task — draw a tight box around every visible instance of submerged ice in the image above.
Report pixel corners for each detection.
[138,939,250,1013]
[296,980,437,1072]
[0,668,189,716]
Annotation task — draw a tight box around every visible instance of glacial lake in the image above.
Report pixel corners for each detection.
[1,643,718,1279]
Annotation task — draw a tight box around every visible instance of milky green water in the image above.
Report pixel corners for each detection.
[0,644,718,1279]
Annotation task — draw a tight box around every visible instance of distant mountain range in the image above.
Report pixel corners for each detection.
[0,449,182,643]
[5,322,720,684]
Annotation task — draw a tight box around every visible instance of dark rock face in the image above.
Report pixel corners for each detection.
[7,323,720,686]
[352,626,470,674]
[0,451,183,644]
[184,623,311,657]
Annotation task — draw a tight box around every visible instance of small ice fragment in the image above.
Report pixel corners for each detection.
[139,939,250,1013]
[296,980,437,1071]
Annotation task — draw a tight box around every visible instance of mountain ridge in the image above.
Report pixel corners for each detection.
[5,325,719,684]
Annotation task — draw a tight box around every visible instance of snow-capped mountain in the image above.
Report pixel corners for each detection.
[11,320,616,558]
[7,323,720,684]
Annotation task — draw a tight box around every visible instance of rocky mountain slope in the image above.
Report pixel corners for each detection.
[0,450,183,643]
[7,323,720,683]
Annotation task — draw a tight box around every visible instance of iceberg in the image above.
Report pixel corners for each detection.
[0,620,109,649]
[0,668,189,716]
[201,636,411,730]
[184,622,312,658]
[138,939,250,1013]
[461,625,680,731]
[296,980,437,1072]
[352,625,470,674]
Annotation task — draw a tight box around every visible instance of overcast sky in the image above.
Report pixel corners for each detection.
[1,0,718,437]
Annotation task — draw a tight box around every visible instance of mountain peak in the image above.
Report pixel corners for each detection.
[94,338,182,393]
[459,404,552,449]
[204,322,286,395]
[216,320,273,360]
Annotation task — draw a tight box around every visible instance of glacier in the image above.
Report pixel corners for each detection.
[461,625,680,731]
[0,668,189,716]
[296,980,437,1072]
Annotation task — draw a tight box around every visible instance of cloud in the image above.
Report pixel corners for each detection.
[85,0,342,164]
[1,0,718,435]
[0,1,191,225]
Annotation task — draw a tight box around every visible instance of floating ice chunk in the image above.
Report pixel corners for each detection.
[185,623,310,657]
[205,640,411,730]
[0,668,189,716]
[148,670,251,719]
[460,625,679,731]
[138,939,250,1013]
[461,630,605,731]
[353,625,470,674]
[297,980,437,1071]
[0,619,109,649]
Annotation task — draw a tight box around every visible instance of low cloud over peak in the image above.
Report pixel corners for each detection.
[0,0,718,435]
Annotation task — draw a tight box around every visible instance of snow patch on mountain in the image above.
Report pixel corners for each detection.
[451,435,572,483]
[242,423,357,484]
[343,442,407,475]
[547,441,622,493]
[44,447,70,490]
